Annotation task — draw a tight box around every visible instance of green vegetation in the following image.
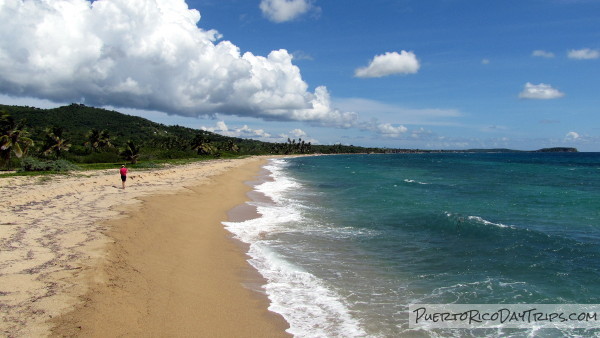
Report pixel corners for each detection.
[120,140,142,164]
[20,157,79,172]
[42,126,71,158]
[0,103,579,173]
[0,103,388,172]
[0,111,34,169]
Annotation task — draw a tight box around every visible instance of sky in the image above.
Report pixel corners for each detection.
[0,0,599,151]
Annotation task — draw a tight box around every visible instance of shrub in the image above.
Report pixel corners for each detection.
[21,157,79,172]
[20,157,49,171]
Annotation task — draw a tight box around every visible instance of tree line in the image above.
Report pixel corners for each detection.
[1,104,385,171]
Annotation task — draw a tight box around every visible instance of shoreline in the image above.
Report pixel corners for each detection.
[0,157,289,337]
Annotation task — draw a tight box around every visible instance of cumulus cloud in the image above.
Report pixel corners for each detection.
[375,123,408,137]
[259,0,316,23]
[532,50,555,58]
[567,48,599,60]
[278,129,317,143]
[288,128,307,138]
[201,121,271,139]
[519,83,565,100]
[201,121,317,143]
[352,119,410,139]
[354,51,420,78]
[562,131,599,148]
[565,131,580,140]
[0,0,353,127]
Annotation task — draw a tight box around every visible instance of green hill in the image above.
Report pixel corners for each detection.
[1,103,220,146]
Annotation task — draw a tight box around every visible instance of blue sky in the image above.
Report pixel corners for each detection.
[1,0,599,150]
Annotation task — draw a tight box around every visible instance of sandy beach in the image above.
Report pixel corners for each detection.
[0,157,289,337]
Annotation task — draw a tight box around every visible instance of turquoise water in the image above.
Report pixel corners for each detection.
[225,153,600,337]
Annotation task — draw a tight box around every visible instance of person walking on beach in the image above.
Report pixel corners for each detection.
[120,164,128,189]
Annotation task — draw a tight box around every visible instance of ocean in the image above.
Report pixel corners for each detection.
[224,153,600,337]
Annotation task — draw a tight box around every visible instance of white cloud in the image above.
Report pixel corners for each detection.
[215,121,230,132]
[279,129,317,143]
[519,83,565,100]
[259,0,316,23]
[289,128,307,138]
[200,121,317,143]
[567,48,599,60]
[201,121,271,139]
[481,59,490,65]
[561,132,598,149]
[532,50,555,58]
[0,0,353,127]
[565,131,580,140]
[291,50,314,61]
[375,123,408,137]
[354,51,420,78]
[410,128,433,139]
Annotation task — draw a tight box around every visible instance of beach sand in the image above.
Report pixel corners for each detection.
[0,157,289,337]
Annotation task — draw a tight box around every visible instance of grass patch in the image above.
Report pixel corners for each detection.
[21,158,80,172]
[36,176,54,185]
[1,155,247,178]
[77,161,163,170]
[77,162,129,170]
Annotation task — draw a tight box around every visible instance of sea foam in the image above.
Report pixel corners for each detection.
[223,159,366,337]
[467,215,514,229]
[404,178,429,185]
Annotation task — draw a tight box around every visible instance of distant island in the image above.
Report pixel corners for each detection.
[534,147,578,153]
[0,103,577,171]
[387,147,578,154]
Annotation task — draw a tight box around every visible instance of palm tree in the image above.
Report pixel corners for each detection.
[120,140,141,164]
[85,128,101,152]
[86,129,114,152]
[286,138,293,154]
[42,126,71,158]
[0,112,34,169]
[226,140,239,153]
[190,134,216,155]
[98,130,113,150]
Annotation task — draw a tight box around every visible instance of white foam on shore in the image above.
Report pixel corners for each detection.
[223,158,366,337]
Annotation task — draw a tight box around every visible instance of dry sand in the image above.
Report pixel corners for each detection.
[0,157,289,337]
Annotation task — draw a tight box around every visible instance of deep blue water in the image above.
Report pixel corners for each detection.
[225,153,600,337]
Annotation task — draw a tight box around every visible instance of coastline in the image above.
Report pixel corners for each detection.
[0,157,289,337]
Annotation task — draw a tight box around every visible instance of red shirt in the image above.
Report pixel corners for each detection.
[120,167,128,176]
